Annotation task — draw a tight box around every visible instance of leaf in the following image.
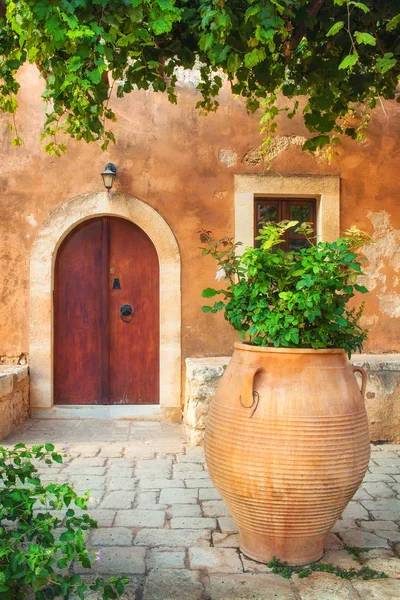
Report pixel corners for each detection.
[44,444,55,452]
[302,135,330,152]
[202,306,213,312]
[349,2,370,13]
[202,287,221,298]
[386,14,400,32]
[227,53,241,74]
[354,31,376,46]
[376,53,397,74]
[60,530,75,542]
[326,22,344,37]
[245,5,260,22]
[338,52,358,70]
[244,47,266,69]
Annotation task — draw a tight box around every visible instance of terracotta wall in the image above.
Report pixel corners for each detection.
[0,64,399,361]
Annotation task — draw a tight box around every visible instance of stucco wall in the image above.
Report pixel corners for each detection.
[0,64,399,369]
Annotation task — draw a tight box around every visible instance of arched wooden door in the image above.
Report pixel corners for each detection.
[54,216,159,405]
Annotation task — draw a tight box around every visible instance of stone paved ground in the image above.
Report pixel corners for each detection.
[3,419,400,599]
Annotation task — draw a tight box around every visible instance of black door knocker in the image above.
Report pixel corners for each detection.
[120,304,134,322]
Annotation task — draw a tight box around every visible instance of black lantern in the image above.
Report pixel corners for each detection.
[101,162,117,190]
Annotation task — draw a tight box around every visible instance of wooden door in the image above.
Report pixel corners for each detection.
[54,216,159,405]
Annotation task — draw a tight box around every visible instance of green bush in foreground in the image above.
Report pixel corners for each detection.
[0,443,127,599]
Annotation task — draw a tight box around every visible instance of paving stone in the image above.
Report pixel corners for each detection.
[199,488,222,500]
[107,467,134,478]
[320,550,361,569]
[176,470,211,479]
[143,569,203,600]
[391,483,400,494]
[136,491,166,510]
[362,499,400,511]
[101,491,135,509]
[84,509,116,527]
[362,482,396,498]
[208,573,296,599]
[69,476,105,490]
[173,462,205,473]
[360,520,399,532]
[134,528,211,547]
[351,487,373,500]
[366,556,400,578]
[136,459,172,476]
[213,533,240,548]
[139,478,185,489]
[324,533,343,550]
[340,530,388,548]
[146,549,186,570]
[241,554,273,573]
[369,466,400,475]
[202,500,230,518]
[125,447,155,460]
[189,547,243,573]
[171,517,217,529]
[332,520,359,533]
[363,473,396,483]
[159,488,198,504]
[107,477,136,491]
[83,547,145,574]
[67,458,106,467]
[374,530,400,542]
[98,446,125,458]
[177,451,205,464]
[218,517,239,534]
[115,509,165,528]
[185,478,214,488]
[69,444,102,457]
[65,466,106,476]
[371,510,400,520]
[373,457,400,467]
[353,579,400,599]
[295,572,359,600]
[91,527,133,546]
[167,504,202,518]
[340,501,369,520]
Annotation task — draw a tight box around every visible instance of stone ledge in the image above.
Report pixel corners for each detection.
[184,354,400,446]
[0,365,29,440]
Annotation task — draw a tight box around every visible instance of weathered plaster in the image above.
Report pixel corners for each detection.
[30,192,181,411]
[242,136,307,165]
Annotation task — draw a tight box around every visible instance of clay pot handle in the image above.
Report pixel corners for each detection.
[352,366,367,400]
[240,365,262,417]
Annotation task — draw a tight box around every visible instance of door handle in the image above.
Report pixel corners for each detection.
[120,304,134,322]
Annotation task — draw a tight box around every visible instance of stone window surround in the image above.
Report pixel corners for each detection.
[30,192,181,419]
[234,174,340,249]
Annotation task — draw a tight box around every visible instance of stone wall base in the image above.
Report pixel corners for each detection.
[184,354,400,446]
[0,366,29,440]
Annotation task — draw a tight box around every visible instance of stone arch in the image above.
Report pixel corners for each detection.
[30,192,181,419]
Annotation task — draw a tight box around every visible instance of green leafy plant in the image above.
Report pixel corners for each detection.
[265,555,387,580]
[0,443,128,600]
[0,0,399,153]
[199,221,370,355]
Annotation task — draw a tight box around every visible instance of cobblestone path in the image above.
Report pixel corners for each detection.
[3,419,400,599]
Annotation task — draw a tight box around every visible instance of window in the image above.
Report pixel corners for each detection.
[254,197,316,251]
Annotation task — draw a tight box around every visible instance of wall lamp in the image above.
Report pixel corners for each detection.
[101,162,117,190]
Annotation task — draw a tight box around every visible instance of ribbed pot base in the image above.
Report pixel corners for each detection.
[239,529,324,566]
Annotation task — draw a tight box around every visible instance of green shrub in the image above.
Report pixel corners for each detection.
[0,443,128,599]
[200,221,370,356]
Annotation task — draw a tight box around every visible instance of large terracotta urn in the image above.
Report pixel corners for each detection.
[204,343,370,565]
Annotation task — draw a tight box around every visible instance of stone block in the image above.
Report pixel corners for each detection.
[134,528,211,548]
[167,504,202,518]
[101,491,135,509]
[146,549,186,570]
[218,517,238,534]
[362,482,395,498]
[143,570,203,600]
[159,488,198,504]
[115,509,166,528]
[208,573,296,600]
[185,478,214,488]
[170,517,217,529]
[107,477,136,491]
[84,547,145,574]
[295,572,359,600]
[202,500,230,518]
[189,547,243,573]
[91,527,133,546]
[340,501,369,520]
[360,520,399,531]
[353,579,400,599]
[139,478,185,489]
[340,530,388,548]
[212,533,240,548]
[199,488,222,500]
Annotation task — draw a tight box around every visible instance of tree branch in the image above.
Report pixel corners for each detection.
[289,0,326,51]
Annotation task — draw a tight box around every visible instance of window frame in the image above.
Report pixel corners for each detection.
[254,197,317,251]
